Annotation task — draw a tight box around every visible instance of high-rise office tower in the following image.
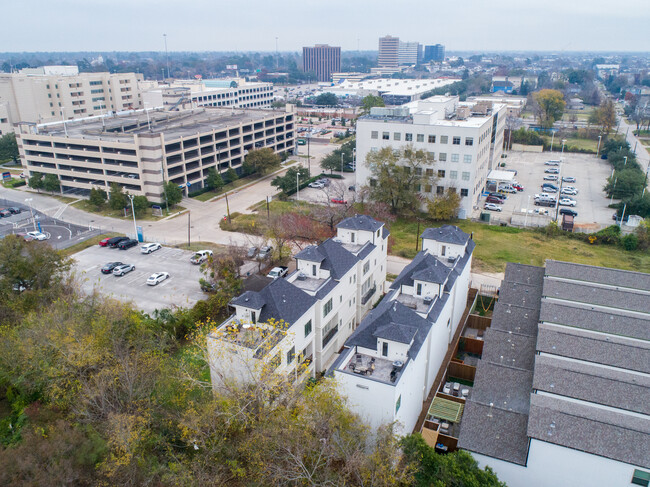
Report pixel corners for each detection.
[302,45,341,82]
[378,35,400,68]
[423,44,446,63]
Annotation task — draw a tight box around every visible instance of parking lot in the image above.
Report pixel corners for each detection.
[477,151,614,228]
[73,244,207,313]
[294,172,357,205]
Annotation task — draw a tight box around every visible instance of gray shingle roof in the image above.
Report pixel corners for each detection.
[420,225,470,245]
[542,279,650,314]
[481,328,537,371]
[498,281,543,309]
[490,303,540,337]
[337,214,383,232]
[504,262,546,286]
[373,322,417,344]
[470,361,534,415]
[412,265,450,284]
[533,354,650,415]
[539,300,650,340]
[528,394,650,469]
[390,251,451,290]
[536,323,650,374]
[317,238,359,280]
[294,245,326,263]
[545,260,650,292]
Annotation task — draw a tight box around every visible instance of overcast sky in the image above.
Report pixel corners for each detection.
[3,0,649,53]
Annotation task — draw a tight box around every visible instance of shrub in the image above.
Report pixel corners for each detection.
[621,233,638,251]
[593,225,621,245]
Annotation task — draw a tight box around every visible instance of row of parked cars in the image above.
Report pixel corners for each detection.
[535,160,579,217]
[0,207,21,218]
[98,237,169,285]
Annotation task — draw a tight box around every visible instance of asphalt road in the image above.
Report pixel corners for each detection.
[73,244,207,313]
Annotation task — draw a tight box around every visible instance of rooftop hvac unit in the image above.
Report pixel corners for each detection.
[297,272,307,281]
[448,256,457,263]
[423,296,433,304]
[456,106,470,120]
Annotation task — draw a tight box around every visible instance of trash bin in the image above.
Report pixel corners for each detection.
[480,212,491,223]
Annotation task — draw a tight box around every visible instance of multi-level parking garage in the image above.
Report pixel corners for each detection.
[16,106,296,203]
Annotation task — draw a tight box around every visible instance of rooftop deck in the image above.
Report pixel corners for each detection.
[212,315,285,358]
[394,293,431,315]
[338,349,406,385]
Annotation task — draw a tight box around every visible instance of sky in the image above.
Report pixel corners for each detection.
[2,0,649,53]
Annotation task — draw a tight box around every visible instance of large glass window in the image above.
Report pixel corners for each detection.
[451,154,459,162]
[323,298,333,317]
[440,135,448,144]
[452,136,461,145]
[416,134,424,142]
[371,131,378,139]
[428,135,436,143]
[304,319,312,337]
[405,133,413,141]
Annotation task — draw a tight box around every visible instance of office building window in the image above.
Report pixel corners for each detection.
[461,188,469,197]
[453,136,461,145]
[393,132,401,141]
[462,171,470,181]
[304,320,312,337]
[416,134,424,142]
[464,154,472,163]
[416,283,422,295]
[424,184,432,193]
[437,186,445,194]
[371,131,378,139]
[428,135,436,143]
[405,133,413,141]
[415,167,422,176]
[438,170,445,178]
[428,151,435,160]
[382,132,389,140]
[440,135,448,144]
[425,168,434,177]
[449,187,457,193]
[465,137,474,146]
[439,153,447,162]
[450,170,458,179]
[451,154,459,162]
[396,395,401,413]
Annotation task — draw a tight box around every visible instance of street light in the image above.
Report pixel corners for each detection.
[163,34,170,79]
[127,194,138,241]
[25,198,36,231]
[550,131,555,152]
[60,108,68,137]
[296,172,300,201]
[560,139,566,161]
[597,135,602,157]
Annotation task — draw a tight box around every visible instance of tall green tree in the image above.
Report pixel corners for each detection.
[205,167,224,191]
[428,188,462,220]
[108,183,127,210]
[163,181,183,207]
[0,134,19,162]
[89,187,107,208]
[360,94,385,114]
[42,173,60,193]
[131,195,149,216]
[366,145,436,213]
[223,168,238,184]
[28,172,44,191]
[243,148,282,175]
[271,166,309,195]
[314,92,338,106]
[532,89,566,129]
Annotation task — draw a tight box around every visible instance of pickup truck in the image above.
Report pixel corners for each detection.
[266,266,288,279]
[191,250,213,265]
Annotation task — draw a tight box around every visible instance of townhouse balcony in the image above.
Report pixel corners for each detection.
[361,285,377,305]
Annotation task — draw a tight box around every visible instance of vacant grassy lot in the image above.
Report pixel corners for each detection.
[389,219,650,273]
[541,135,597,153]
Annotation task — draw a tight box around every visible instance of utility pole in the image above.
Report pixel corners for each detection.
[127,194,138,240]
[415,221,420,251]
[225,191,231,223]
[163,34,170,79]
[187,210,191,248]
[296,173,300,201]
[307,134,311,176]
[266,195,270,220]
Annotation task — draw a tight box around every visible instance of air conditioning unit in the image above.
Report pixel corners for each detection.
[297,272,307,281]
[448,256,457,263]
[423,296,433,304]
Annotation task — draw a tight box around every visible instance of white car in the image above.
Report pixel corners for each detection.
[563,185,578,193]
[535,193,553,200]
[558,198,577,207]
[543,174,558,181]
[484,203,502,212]
[113,263,135,276]
[26,231,48,241]
[561,188,578,195]
[562,176,576,183]
[146,272,169,286]
[545,160,560,166]
[141,242,162,254]
[308,181,325,189]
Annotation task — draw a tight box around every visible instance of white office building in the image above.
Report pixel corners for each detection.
[331,225,474,434]
[355,97,506,218]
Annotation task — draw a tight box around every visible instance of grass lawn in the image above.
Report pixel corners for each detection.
[541,135,597,152]
[190,171,286,202]
[174,241,229,254]
[59,232,120,258]
[389,219,650,273]
[72,199,183,221]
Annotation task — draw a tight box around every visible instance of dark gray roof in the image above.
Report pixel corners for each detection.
[490,303,540,337]
[294,245,325,263]
[542,279,650,314]
[317,238,359,280]
[539,300,650,340]
[390,251,451,290]
[498,281,543,308]
[337,214,383,232]
[504,262,546,286]
[412,265,450,284]
[347,297,432,362]
[314,278,339,300]
[532,355,650,415]
[355,242,375,260]
[231,278,316,325]
[382,226,390,239]
[458,402,530,466]
[426,292,449,322]
[373,323,418,344]
[536,323,650,374]
[470,362,534,415]
[528,393,650,469]
[420,225,470,245]
[481,328,537,371]
[546,260,650,292]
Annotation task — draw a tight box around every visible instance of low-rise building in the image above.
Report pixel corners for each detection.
[331,225,474,434]
[458,261,650,487]
[329,78,459,106]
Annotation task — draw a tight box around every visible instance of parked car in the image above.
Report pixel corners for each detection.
[498,186,517,194]
[99,237,111,247]
[534,193,553,200]
[561,187,578,195]
[512,184,524,192]
[107,236,129,248]
[118,238,138,250]
[560,208,578,217]
[545,168,560,174]
[146,272,170,286]
[101,262,124,274]
[331,198,347,204]
[544,174,559,181]
[484,203,502,212]
[563,185,578,192]
[0,209,12,217]
[257,246,272,260]
[266,266,289,279]
[15,232,33,242]
[112,264,135,276]
[486,196,503,204]
[141,242,162,254]
[541,183,558,192]
[26,231,48,241]
[7,207,21,214]
[348,185,356,191]
[545,160,560,166]
[317,178,331,187]
[558,198,577,207]
[247,246,258,259]
[562,176,576,183]
[191,250,213,265]
[535,199,556,207]
[308,181,325,189]
[488,192,506,201]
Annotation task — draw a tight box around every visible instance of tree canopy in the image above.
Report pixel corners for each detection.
[163,180,183,207]
[271,166,309,195]
[532,89,566,129]
[314,92,338,106]
[360,94,385,114]
[243,148,282,175]
[0,134,19,162]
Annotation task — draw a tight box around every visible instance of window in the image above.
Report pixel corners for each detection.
[396,395,401,413]
[351,232,355,243]
[425,168,434,177]
[416,283,422,295]
[415,167,422,176]
[393,132,401,141]
[363,261,370,275]
[48,93,51,98]
[427,151,435,160]
[462,171,470,181]
[437,186,445,195]
[440,135,448,144]
[382,342,388,356]
[451,154,459,163]
[449,187,457,193]
[416,134,424,142]
[369,178,377,187]
[465,137,474,146]
[304,320,312,337]
[632,470,650,487]
[441,245,446,256]
[323,298,333,317]
[450,170,457,179]
[312,264,317,276]
[424,184,432,193]
[452,136,461,145]
[464,154,472,163]
[428,135,436,143]
[405,133,413,141]
[439,153,447,162]
[382,132,389,140]
[403,166,411,174]
[286,346,295,364]
[322,316,339,347]
[371,131,378,139]
[438,170,445,178]
[461,188,469,197]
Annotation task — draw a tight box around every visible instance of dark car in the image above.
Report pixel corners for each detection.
[7,207,21,214]
[486,196,503,204]
[0,209,12,217]
[107,236,129,248]
[101,262,124,274]
[118,238,138,250]
[488,192,506,200]
[560,208,578,217]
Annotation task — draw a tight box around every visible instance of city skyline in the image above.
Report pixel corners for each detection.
[2,0,649,53]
